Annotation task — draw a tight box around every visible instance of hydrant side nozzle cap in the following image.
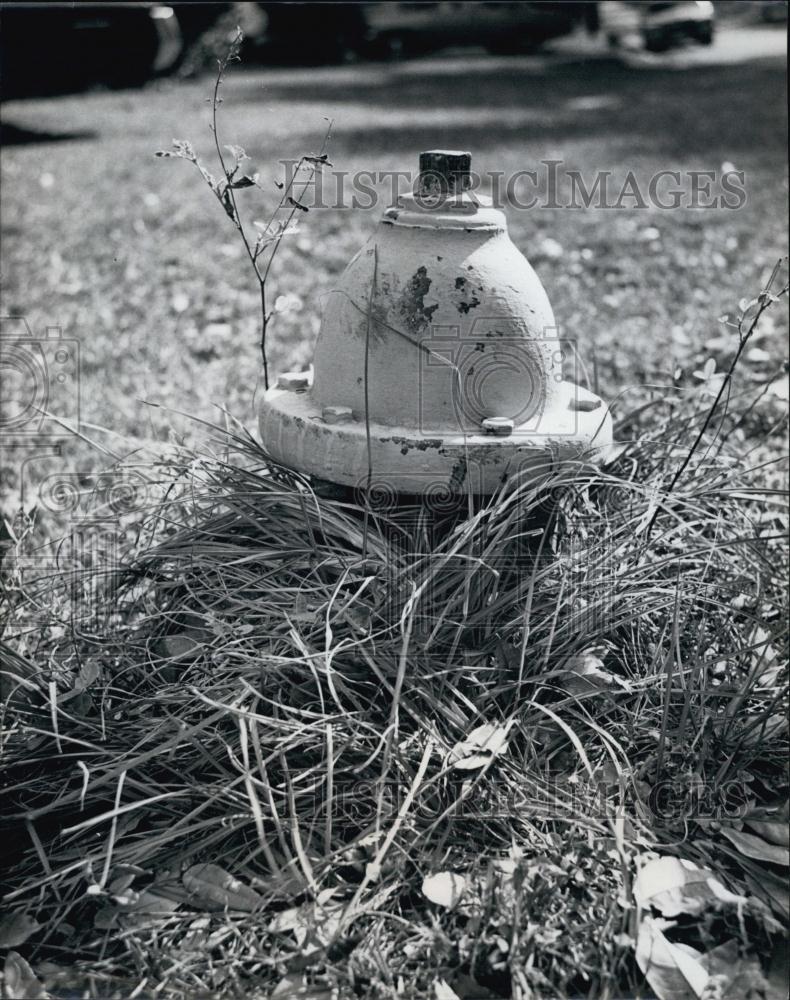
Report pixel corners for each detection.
[419,150,472,193]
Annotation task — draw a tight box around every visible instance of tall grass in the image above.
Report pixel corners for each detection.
[2,339,787,998]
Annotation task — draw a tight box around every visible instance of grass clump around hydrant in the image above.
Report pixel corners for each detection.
[1,315,788,999]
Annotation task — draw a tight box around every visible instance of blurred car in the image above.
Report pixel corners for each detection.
[599,1,714,51]
[760,0,788,21]
[258,1,594,62]
[1,3,183,99]
[363,1,592,56]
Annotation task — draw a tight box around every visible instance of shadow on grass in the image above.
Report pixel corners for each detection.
[0,121,97,145]
[229,54,787,158]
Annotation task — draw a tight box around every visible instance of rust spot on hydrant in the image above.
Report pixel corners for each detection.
[453,275,481,314]
[398,266,439,336]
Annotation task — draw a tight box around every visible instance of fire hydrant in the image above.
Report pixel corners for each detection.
[259,151,611,499]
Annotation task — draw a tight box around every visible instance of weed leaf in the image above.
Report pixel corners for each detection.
[745,818,790,849]
[2,952,48,1000]
[0,912,39,948]
[720,828,790,866]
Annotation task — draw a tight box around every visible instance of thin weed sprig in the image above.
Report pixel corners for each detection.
[156,28,333,389]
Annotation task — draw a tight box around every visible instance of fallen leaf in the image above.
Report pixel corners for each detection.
[720,828,790,867]
[156,635,202,661]
[766,935,790,1000]
[0,912,39,948]
[271,974,333,998]
[75,658,101,690]
[422,872,466,909]
[268,893,343,949]
[269,906,309,946]
[2,952,49,1000]
[449,722,511,770]
[635,917,708,1000]
[434,981,461,1000]
[634,856,747,917]
[700,939,768,998]
[447,974,498,999]
[94,889,180,930]
[559,649,631,696]
[182,863,263,912]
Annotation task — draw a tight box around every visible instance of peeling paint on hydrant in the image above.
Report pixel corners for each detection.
[259,150,612,496]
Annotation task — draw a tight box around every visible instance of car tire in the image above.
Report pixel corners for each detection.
[695,22,714,46]
[644,29,671,52]
[486,35,546,55]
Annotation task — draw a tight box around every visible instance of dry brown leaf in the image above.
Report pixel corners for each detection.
[182,863,263,912]
[700,939,768,999]
[634,856,747,917]
[635,918,708,1000]
[2,952,49,1000]
[559,648,631,696]
[434,981,461,1000]
[422,872,466,909]
[271,974,333,998]
[448,722,510,771]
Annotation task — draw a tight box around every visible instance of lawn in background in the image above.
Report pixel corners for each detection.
[1,26,787,504]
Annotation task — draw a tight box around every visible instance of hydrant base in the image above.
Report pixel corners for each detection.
[259,380,613,496]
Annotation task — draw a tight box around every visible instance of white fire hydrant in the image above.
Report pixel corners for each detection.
[259,151,611,498]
